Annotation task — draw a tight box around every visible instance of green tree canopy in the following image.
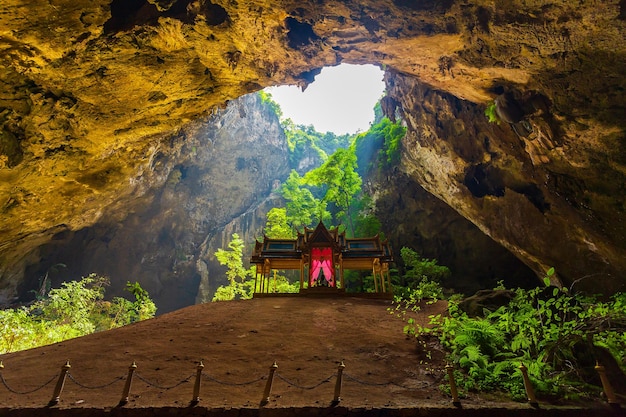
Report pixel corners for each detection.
[303,147,362,235]
[264,207,295,239]
[280,170,330,229]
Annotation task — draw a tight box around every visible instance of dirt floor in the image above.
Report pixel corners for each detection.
[0,295,618,413]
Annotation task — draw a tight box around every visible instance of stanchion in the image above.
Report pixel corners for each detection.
[48,360,71,407]
[332,361,345,405]
[118,361,137,407]
[595,362,621,408]
[190,360,204,406]
[445,364,461,407]
[519,363,539,408]
[260,361,278,406]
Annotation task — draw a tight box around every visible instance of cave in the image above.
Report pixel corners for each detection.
[0,0,625,311]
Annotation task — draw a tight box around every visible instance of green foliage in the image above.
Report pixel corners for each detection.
[279,170,329,230]
[124,281,158,321]
[212,233,255,301]
[264,208,296,239]
[257,91,283,119]
[303,147,362,235]
[405,268,626,401]
[398,278,445,305]
[485,102,501,124]
[0,274,156,354]
[263,272,300,294]
[353,117,406,174]
[281,119,351,170]
[353,205,381,238]
[395,247,450,291]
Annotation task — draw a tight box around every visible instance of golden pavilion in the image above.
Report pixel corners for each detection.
[251,222,393,296]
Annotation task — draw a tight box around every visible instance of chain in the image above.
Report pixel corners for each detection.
[388,378,442,390]
[134,372,194,390]
[344,372,443,389]
[343,372,389,386]
[275,372,335,390]
[0,372,58,394]
[67,372,125,389]
[202,373,266,386]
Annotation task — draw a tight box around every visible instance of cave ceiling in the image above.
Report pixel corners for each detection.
[0,0,625,301]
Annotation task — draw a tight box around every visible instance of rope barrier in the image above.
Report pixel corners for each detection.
[275,372,335,390]
[0,372,58,395]
[67,372,125,389]
[202,373,266,386]
[3,358,609,408]
[134,372,194,390]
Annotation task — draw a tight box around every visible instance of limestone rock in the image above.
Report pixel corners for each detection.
[1,0,625,303]
[15,93,289,312]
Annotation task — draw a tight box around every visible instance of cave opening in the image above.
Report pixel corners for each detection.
[265,63,385,135]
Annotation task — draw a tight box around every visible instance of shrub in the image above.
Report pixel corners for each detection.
[0,274,156,354]
[406,269,626,401]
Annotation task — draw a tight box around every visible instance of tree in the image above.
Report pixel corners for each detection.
[264,208,295,239]
[304,148,362,235]
[213,233,254,301]
[280,170,329,229]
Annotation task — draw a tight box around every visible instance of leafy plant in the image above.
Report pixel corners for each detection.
[485,102,501,124]
[0,274,156,354]
[303,147,362,235]
[212,233,255,301]
[353,117,406,173]
[404,268,626,401]
[391,247,450,300]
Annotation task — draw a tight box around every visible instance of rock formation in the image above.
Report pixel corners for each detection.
[1,0,625,304]
[13,93,288,312]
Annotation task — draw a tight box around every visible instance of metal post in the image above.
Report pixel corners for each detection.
[595,362,620,407]
[445,364,461,407]
[191,360,204,405]
[118,361,137,407]
[519,363,539,408]
[48,360,71,407]
[332,361,346,405]
[260,362,278,406]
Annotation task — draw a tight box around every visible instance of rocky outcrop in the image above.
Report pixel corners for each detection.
[370,172,537,294]
[384,70,625,293]
[15,93,288,312]
[1,0,625,301]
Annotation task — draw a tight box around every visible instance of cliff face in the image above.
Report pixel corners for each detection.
[16,93,289,312]
[370,171,537,294]
[385,70,625,292]
[1,0,625,302]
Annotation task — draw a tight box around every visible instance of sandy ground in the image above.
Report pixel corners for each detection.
[0,295,611,412]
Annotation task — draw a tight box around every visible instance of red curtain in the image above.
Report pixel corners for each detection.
[310,247,334,287]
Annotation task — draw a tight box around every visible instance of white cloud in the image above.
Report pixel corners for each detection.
[265,64,385,135]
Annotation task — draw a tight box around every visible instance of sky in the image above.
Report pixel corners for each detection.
[265,64,385,135]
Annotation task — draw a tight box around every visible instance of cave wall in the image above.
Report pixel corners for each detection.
[1,0,625,301]
[371,172,536,294]
[384,69,625,292]
[17,93,288,312]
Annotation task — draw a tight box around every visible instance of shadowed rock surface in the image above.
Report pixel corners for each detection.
[1,0,625,303]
